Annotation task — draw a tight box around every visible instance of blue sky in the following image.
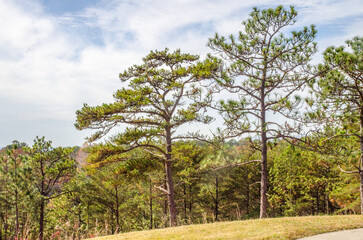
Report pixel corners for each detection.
[0,0,363,147]
[39,0,102,15]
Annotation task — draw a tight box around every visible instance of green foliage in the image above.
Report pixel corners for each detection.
[309,36,363,125]
[208,5,317,218]
[25,137,77,199]
[209,5,317,135]
[269,143,339,216]
[3,6,363,240]
[75,48,223,227]
[75,48,221,145]
[306,36,363,214]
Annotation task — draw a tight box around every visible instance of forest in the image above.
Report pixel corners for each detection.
[1,5,363,240]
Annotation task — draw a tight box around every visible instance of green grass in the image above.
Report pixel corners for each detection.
[87,215,363,240]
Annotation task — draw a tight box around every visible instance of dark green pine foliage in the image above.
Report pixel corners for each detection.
[307,36,363,214]
[200,139,261,220]
[269,143,339,216]
[25,137,77,240]
[0,144,32,240]
[172,141,207,224]
[75,48,221,227]
[208,6,317,218]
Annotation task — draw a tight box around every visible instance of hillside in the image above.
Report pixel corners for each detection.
[87,215,363,240]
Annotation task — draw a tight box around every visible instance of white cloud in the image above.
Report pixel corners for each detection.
[0,0,362,146]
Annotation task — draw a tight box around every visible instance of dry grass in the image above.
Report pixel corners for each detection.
[86,215,363,240]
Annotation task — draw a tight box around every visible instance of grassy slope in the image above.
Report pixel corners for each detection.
[88,215,363,240]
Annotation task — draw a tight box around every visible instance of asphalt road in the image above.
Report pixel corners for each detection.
[298,228,363,240]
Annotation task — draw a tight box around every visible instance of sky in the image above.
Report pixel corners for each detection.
[0,0,362,147]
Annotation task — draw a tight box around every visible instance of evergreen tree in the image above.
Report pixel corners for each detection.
[269,143,338,216]
[0,143,32,240]
[307,36,363,214]
[75,48,220,226]
[25,137,77,240]
[208,6,317,218]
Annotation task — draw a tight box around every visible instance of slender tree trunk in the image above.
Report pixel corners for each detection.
[246,184,250,215]
[163,177,168,227]
[15,177,19,238]
[149,179,153,230]
[214,176,219,221]
[115,186,120,233]
[260,84,268,218]
[39,160,45,240]
[183,183,187,223]
[111,211,114,234]
[316,191,320,214]
[39,198,45,240]
[311,199,315,215]
[14,155,19,239]
[189,184,193,221]
[165,127,177,227]
[165,160,177,226]
[325,193,330,214]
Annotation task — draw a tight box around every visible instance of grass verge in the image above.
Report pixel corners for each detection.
[87,215,363,240]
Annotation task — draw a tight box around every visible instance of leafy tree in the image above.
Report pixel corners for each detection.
[208,6,317,218]
[330,172,360,214]
[75,48,220,226]
[0,143,32,240]
[269,143,339,216]
[172,141,206,223]
[5,140,28,150]
[25,137,77,240]
[307,36,363,214]
[201,140,261,220]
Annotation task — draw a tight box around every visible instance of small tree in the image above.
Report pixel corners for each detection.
[26,137,76,240]
[208,6,317,218]
[307,36,363,214]
[0,142,31,240]
[75,48,220,226]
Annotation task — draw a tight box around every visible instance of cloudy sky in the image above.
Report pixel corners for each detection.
[0,0,362,147]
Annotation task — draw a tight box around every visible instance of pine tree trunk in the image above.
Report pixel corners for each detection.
[163,177,168,227]
[189,184,193,220]
[246,184,250,215]
[316,191,320,214]
[149,179,153,230]
[325,193,329,214]
[115,186,120,233]
[39,198,45,240]
[260,95,268,218]
[214,176,219,221]
[183,183,187,223]
[15,187,19,237]
[165,127,177,227]
[260,139,268,218]
[165,160,177,226]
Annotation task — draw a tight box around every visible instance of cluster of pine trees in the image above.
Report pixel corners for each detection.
[1,5,362,240]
